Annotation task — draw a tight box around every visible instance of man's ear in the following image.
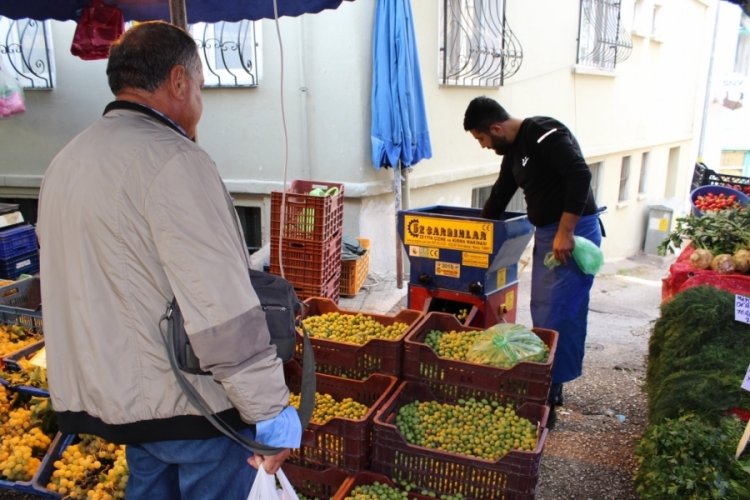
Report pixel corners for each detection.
[167,64,188,100]
[489,122,504,136]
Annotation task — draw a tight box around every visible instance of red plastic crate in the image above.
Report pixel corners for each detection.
[296,297,423,379]
[333,471,439,500]
[270,180,344,243]
[285,268,341,303]
[269,233,342,286]
[282,462,351,499]
[403,312,557,406]
[371,381,549,500]
[284,360,398,472]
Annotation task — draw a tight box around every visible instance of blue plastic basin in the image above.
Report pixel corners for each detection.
[690,185,749,216]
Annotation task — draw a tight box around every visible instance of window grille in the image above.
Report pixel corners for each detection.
[190,21,260,88]
[439,0,523,87]
[0,17,54,89]
[577,0,632,71]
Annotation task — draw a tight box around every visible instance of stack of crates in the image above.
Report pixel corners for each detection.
[0,224,39,280]
[269,180,344,302]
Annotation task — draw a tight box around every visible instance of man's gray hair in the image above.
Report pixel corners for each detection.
[107,21,200,94]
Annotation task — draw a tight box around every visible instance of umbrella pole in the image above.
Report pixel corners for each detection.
[169,0,188,30]
[395,164,403,289]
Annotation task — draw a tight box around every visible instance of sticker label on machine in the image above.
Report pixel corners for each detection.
[462,252,489,268]
[435,261,460,278]
[505,289,515,312]
[496,267,507,287]
[403,215,494,253]
[409,246,440,259]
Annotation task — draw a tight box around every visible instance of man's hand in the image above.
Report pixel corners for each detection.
[247,448,291,474]
[553,212,580,264]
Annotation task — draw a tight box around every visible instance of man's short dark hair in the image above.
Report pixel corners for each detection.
[107,21,200,94]
[463,96,511,132]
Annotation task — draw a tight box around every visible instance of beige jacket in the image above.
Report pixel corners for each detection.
[37,105,288,443]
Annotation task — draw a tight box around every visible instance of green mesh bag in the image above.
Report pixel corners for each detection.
[465,324,549,369]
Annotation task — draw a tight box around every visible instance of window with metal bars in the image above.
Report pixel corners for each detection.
[0,17,54,89]
[439,0,523,87]
[577,0,632,71]
[190,21,261,88]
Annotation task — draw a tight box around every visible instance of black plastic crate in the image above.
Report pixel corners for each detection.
[691,162,750,195]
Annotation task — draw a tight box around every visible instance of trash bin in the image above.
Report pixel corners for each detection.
[643,205,673,255]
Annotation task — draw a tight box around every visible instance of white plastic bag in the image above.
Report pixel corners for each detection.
[247,464,297,500]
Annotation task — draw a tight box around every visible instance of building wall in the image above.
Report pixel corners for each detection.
[0,0,719,280]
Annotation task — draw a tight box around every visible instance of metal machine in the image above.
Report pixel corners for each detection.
[397,206,534,327]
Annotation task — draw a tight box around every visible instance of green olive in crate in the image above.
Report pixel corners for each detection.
[301,312,409,345]
[288,391,368,424]
[345,481,408,499]
[395,398,537,461]
[0,324,42,357]
[424,329,480,361]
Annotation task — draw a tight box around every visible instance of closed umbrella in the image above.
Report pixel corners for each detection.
[371,0,431,288]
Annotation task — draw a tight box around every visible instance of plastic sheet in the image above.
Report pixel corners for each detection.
[465,323,548,369]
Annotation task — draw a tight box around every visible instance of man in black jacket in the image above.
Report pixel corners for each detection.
[464,96,604,428]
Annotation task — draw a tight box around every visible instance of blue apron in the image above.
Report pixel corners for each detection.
[531,213,602,384]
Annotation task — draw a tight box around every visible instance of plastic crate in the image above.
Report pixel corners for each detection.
[285,268,341,303]
[271,180,344,243]
[283,462,351,499]
[690,184,749,216]
[0,277,42,330]
[333,471,440,500]
[284,360,398,472]
[31,432,74,498]
[340,238,370,297]
[32,433,129,498]
[0,479,39,497]
[0,224,38,261]
[0,340,48,397]
[692,162,750,194]
[296,297,423,379]
[270,233,342,287]
[0,251,39,280]
[371,381,549,500]
[403,312,557,406]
